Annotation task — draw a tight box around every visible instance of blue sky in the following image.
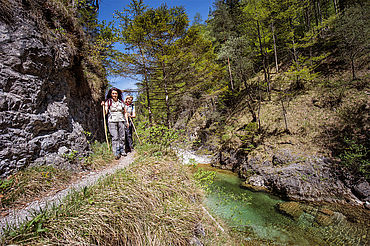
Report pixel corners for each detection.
[98,0,214,90]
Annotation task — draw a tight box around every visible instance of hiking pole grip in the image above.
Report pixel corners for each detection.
[130,117,142,145]
[102,104,110,150]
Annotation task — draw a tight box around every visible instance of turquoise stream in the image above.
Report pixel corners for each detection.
[199,165,369,245]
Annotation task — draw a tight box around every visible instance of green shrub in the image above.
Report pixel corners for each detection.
[137,122,184,152]
[339,138,369,180]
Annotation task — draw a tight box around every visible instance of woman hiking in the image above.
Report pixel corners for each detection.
[101,88,129,159]
[124,95,136,152]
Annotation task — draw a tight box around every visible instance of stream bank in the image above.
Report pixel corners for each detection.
[180,149,369,245]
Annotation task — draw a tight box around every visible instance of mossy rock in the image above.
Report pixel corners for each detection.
[275,201,304,220]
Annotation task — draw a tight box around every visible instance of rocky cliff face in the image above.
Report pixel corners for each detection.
[0,0,106,177]
[216,147,370,206]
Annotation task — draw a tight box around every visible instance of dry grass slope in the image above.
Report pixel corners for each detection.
[2,153,248,245]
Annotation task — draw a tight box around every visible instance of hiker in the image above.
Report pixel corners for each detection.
[124,95,136,152]
[101,88,129,159]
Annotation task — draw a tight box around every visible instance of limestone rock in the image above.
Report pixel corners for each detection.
[352,181,370,202]
[0,0,105,177]
[240,175,269,192]
[217,147,367,204]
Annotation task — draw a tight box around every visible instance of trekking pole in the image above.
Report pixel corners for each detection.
[102,104,110,150]
[129,117,142,145]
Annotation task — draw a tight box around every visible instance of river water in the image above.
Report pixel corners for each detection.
[176,149,369,245]
[197,164,369,246]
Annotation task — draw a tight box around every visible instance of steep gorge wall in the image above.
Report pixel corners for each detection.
[0,0,106,177]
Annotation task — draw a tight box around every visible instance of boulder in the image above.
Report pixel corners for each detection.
[217,147,366,204]
[240,175,269,192]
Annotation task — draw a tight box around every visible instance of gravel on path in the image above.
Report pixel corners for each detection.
[0,152,135,235]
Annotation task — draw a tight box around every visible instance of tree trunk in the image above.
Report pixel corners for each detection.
[247,93,257,122]
[164,83,170,127]
[333,0,338,14]
[338,0,347,12]
[281,99,289,132]
[351,57,356,80]
[162,61,171,128]
[292,37,302,89]
[256,19,270,97]
[140,47,152,125]
[257,79,262,131]
[290,19,303,90]
[272,22,279,73]
[227,56,234,91]
[317,0,322,24]
[313,0,319,26]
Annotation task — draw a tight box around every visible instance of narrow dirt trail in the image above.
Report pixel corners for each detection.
[0,152,135,235]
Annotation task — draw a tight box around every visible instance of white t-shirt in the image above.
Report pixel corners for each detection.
[107,100,125,122]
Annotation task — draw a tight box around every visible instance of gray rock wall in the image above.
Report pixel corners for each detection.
[0,0,105,177]
[216,146,370,206]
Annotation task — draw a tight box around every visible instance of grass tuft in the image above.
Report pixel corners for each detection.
[0,166,72,211]
[82,141,115,170]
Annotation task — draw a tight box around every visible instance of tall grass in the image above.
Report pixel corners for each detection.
[0,166,72,210]
[83,141,115,170]
[0,142,113,212]
[2,151,245,245]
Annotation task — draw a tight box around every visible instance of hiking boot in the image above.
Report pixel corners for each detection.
[122,152,127,157]
[115,154,121,160]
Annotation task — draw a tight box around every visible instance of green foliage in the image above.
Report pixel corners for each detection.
[333,3,370,79]
[339,138,369,180]
[54,27,66,37]
[0,178,14,191]
[75,0,99,37]
[238,122,258,152]
[194,169,216,188]
[221,125,237,142]
[113,1,224,125]
[285,61,320,88]
[135,122,185,154]
[82,130,91,137]
[62,150,79,163]
[146,124,182,150]
[87,20,118,73]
